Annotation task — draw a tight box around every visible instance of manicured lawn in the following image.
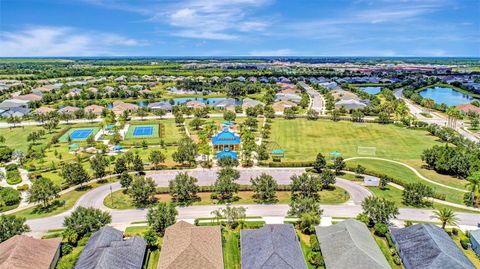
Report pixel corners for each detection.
[269,119,442,162]
[104,188,350,209]
[223,228,241,269]
[370,185,479,213]
[296,229,323,269]
[13,178,114,220]
[372,232,404,269]
[124,225,149,236]
[123,119,180,145]
[403,159,467,188]
[346,159,466,204]
[451,230,480,268]
[0,125,62,152]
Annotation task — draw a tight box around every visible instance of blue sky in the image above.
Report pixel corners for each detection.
[1,0,479,57]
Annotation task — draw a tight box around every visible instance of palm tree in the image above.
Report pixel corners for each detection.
[431,208,459,229]
[466,172,480,206]
[210,209,223,224]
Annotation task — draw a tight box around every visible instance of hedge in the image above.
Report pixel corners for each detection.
[258,161,313,167]
[156,184,292,194]
[6,169,22,185]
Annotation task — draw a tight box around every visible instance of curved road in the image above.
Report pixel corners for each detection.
[26,168,371,232]
[24,167,480,232]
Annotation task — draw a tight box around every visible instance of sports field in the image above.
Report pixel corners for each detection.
[269,119,443,161]
[59,127,100,142]
[125,124,159,139]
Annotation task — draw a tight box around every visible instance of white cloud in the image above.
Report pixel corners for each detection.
[0,26,144,57]
[249,49,296,56]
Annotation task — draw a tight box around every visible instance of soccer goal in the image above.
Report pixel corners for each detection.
[357,146,377,156]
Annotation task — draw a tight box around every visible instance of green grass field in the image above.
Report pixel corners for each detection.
[346,159,466,204]
[0,125,62,152]
[125,124,159,139]
[59,127,101,142]
[223,228,241,269]
[269,119,442,162]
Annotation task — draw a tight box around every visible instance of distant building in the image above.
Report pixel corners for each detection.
[111,101,139,115]
[213,98,236,111]
[185,100,206,110]
[58,106,80,114]
[75,226,146,269]
[148,101,173,112]
[272,100,297,112]
[84,104,104,115]
[0,235,61,269]
[242,98,263,110]
[390,224,475,269]
[335,99,367,110]
[35,106,56,115]
[241,224,307,269]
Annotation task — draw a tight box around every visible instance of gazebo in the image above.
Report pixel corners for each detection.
[216,146,238,160]
[329,151,342,159]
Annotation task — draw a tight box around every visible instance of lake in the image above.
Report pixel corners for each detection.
[359,87,381,95]
[419,87,478,106]
[172,97,242,106]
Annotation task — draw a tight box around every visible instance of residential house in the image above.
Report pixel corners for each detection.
[275,93,302,104]
[35,107,56,115]
[104,86,115,94]
[469,229,480,257]
[213,98,236,111]
[0,99,30,117]
[248,76,257,83]
[272,100,297,112]
[315,219,390,269]
[241,224,307,269]
[157,221,223,269]
[390,224,475,269]
[111,101,139,115]
[58,106,80,114]
[242,98,263,110]
[237,76,246,82]
[13,93,42,102]
[335,99,367,111]
[114,75,127,82]
[66,88,81,98]
[75,226,146,269]
[86,87,98,94]
[0,235,61,269]
[457,104,480,115]
[84,104,104,115]
[148,101,173,112]
[185,100,206,110]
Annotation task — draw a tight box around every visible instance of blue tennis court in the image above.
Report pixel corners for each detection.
[133,126,153,137]
[70,129,94,139]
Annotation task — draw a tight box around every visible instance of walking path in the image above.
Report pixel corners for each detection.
[345,156,468,193]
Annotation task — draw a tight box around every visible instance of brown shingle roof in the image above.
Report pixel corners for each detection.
[0,235,61,269]
[34,107,56,114]
[158,221,224,269]
[13,94,42,102]
[84,104,104,114]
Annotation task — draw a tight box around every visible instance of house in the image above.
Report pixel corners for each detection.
[457,104,480,115]
[242,98,263,110]
[111,101,139,115]
[0,235,61,269]
[272,100,297,112]
[157,221,224,269]
[13,93,42,102]
[148,101,173,112]
[35,106,56,115]
[241,224,307,269]
[335,99,367,110]
[0,99,29,110]
[84,104,104,115]
[104,86,115,94]
[469,229,480,257]
[86,87,98,94]
[237,76,246,82]
[185,100,206,110]
[114,75,127,82]
[1,107,30,117]
[315,219,390,269]
[213,98,236,110]
[275,93,302,104]
[75,226,146,269]
[390,224,475,269]
[58,106,80,114]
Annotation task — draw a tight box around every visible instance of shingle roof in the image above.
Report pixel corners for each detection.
[315,219,390,269]
[75,226,146,269]
[158,221,224,269]
[390,224,475,269]
[240,224,307,269]
[0,235,61,269]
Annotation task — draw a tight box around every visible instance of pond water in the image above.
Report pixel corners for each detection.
[359,87,381,95]
[172,97,242,106]
[419,87,478,106]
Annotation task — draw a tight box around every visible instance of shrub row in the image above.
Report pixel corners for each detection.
[258,161,313,167]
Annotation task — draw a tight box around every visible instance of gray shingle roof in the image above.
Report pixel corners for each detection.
[390,224,475,269]
[240,224,307,269]
[75,226,146,269]
[315,219,390,269]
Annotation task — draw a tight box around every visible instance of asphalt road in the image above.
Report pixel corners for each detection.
[299,81,325,114]
[24,168,480,232]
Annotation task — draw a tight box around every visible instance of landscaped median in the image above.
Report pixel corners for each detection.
[103,185,350,209]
